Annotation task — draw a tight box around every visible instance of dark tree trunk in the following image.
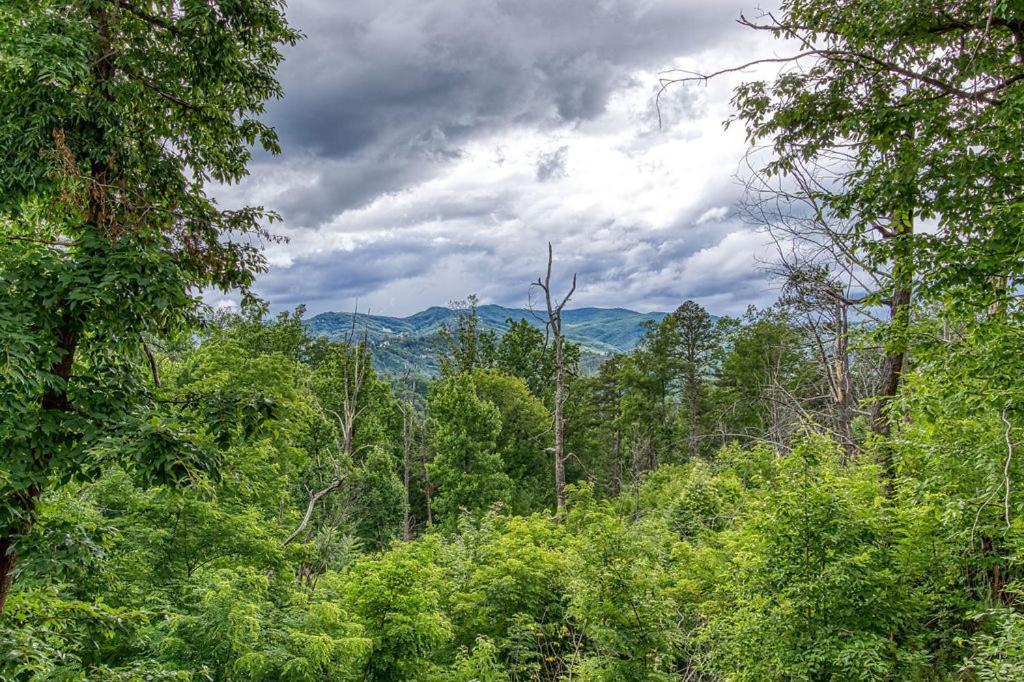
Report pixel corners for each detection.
[610,423,622,496]
[0,320,78,616]
[0,4,111,615]
[687,371,700,460]
[871,209,913,485]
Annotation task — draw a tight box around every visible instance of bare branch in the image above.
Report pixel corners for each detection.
[1002,407,1015,529]
[283,476,347,546]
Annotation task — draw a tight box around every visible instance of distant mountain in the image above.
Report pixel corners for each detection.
[305,304,668,375]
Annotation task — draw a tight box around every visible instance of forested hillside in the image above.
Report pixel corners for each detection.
[304,302,669,375]
[2,1,1024,681]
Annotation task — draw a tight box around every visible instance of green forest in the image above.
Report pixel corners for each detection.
[2,0,1024,680]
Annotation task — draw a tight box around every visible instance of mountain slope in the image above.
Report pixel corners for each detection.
[305,304,668,375]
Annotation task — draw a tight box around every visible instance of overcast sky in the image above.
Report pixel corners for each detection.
[214,0,783,317]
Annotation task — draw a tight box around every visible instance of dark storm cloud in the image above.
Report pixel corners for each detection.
[263,156,433,226]
[271,0,740,160]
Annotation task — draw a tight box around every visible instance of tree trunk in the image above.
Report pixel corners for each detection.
[532,243,575,514]
[687,367,700,459]
[0,491,37,616]
[0,314,78,616]
[833,299,855,464]
[2,2,114,614]
[871,209,913,484]
[610,423,622,496]
[553,333,567,512]
[401,406,413,541]
[422,449,434,528]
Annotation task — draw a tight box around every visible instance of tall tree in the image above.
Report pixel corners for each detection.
[531,244,577,513]
[427,375,510,523]
[471,369,551,514]
[665,0,1024,471]
[494,318,555,401]
[671,301,718,459]
[0,0,298,614]
[438,294,497,377]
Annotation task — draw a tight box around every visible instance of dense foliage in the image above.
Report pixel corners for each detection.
[3,0,1024,680]
[0,300,1020,680]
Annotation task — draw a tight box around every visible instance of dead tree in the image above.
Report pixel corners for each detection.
[422,444,434,528]
[286,313,372,585]
[531,243,576,513]
[740,152,901,462]
[396,375,417,541]
[781,266,858,462]
[338,317,371,458]
[283,475,348,546]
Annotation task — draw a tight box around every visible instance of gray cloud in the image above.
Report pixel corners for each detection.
[272,0,739,160]
[222,0,779,317]
[536,146,569,182]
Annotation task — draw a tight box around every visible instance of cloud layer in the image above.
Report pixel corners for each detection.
[216,0,782,316]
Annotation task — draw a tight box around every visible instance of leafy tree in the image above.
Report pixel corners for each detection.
[427,375,511,524]
[209,304,333,368]
[566,356,629,496]
[714,306,817,450]
[494,318,555,400]
[493,317,581,405]
[470,370,551,514]
[617,322,678,472]
[438,295,498,377]
[345,448,405,552]
[564,485,688,680]
[697,437,926,679]
[446,513,569,675]
[332,539,452,681]
[669,301,720,459]
[0,0,298,612]
[718,0,1024,312]
[159,568,369,681]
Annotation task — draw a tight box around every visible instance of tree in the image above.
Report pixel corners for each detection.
[345,448,405,552]
[313,341,405,552]
[714,307,815,451]
[627,317,680,470]
[428,375,511,524]
[565,356,628,496]
[664,0,1024,468]
[470,370,551,514]
[438,294,497,376]
[670,301,718,459]
[335,539,451,681]
[494,318,555,401]
[0,0,298,614]
[531,244,577,513]
[779,269,861,459]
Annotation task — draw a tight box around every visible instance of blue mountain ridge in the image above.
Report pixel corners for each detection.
[305,304,669,375]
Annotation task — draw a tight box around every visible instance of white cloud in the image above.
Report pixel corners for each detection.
[216,1,784,317]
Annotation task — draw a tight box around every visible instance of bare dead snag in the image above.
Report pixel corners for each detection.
[531,243,576,514]
[398,377,416,541]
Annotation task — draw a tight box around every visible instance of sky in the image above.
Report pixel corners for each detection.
[214,0,784,317]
